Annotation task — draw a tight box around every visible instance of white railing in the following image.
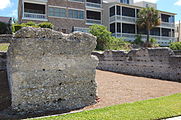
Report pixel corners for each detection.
[110,16,116,23]
[160,22,175,28]
[24,12,46,19]
[109,15,136,23]
[24,0,48,2]
[69,0,85,2]
[86,2,102,8]
[113,33,175,43]
[74,27,89,33]
[122,16,136,23]
[86,19,102,25]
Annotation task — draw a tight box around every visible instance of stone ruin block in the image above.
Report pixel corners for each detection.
[93,48,181,82]
[6,27,98,113]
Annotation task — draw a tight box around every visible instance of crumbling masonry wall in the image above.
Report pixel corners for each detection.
[0,52,11,111]
[7,27,98,113]
[93,48,181,82]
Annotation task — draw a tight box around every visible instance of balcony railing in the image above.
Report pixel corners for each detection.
[110,16,175,29]
[24,0,48,2]
[86,19,102,25]
[110,15,136,23]
[160,22,175,28]
[112,33,176,46]
[73,27,89,33]
[24,12,47,20]
[86,2,102,8]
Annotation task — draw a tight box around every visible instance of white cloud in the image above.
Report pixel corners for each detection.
[134,0,158,3]
[9,9,17,18]
[0,0,11,10]
[174,0,181,6]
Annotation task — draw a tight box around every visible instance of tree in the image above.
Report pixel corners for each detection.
[89,24,112,50]
[170,42,181,50]
[137,7,161,46]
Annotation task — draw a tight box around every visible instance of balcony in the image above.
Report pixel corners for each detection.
[112,33,176,46]
[86,2,102,8]
[24,0,48,2]
[23,2,47,21]
[73,27,89,33]
[86,19,102,25]
[24,12,47,20]
[110,15,136,24]
[160,22,175,28]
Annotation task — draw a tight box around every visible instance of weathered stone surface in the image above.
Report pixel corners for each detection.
[6,27,98,114]
[0,52,11,111]
[0,34,12,43]
[93,48,181,82]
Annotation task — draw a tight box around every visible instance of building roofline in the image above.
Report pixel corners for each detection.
[104,2,176,15]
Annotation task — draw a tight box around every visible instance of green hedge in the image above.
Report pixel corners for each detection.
[38,22,53,29]
[12,21,54,33]
[170,42,181,50]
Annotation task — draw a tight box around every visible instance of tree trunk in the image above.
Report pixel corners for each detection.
[146,28,150,47]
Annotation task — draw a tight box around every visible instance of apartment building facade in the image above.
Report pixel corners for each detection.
[103,0,176,46]
[18,0,103,33]
[175,21,181,42]
[18,0,176,46]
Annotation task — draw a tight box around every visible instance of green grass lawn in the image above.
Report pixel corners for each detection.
[0,43,9,52]
[29,93,181,120]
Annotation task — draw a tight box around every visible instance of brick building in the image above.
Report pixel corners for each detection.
[18,0,103,33]
[18,0,176,46]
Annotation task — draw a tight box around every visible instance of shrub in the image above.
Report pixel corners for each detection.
[25,21,36,26]
[0,22,12,34]
[107,37,130,51]
[133,35,144,45]
[12,22,54,33]
[170,42,181,50]
[149,38,159,47]
[12,24,27,33]
[89,24,112,50]
[38,22,53,29]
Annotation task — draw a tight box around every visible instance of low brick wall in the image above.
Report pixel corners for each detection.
[93,48,181,82]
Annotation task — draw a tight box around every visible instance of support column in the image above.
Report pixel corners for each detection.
[135,8,137,35]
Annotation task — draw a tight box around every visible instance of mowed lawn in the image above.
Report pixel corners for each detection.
[29,93,181,120]
[0,43,9,51]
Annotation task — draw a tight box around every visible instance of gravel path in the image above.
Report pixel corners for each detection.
[84,70,181,110]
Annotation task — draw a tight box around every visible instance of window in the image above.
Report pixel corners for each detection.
[161,14,174,23]
[68,9,84,19]
[162,28,171,37]
[122,7,135,17]
[24,3,45,14]
[122,23,135,33]
[110,6,115,17]
[150,28,160,36]
[86,11,101,20]
[87,0,101,4]
[117,23,121,33]
[48,7,66,17]
[110,23,115,33]
[120,0,129,4]
[137,26,147,35]
[117,6,121,15]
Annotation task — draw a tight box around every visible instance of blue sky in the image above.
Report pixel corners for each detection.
[0,0,181,22]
